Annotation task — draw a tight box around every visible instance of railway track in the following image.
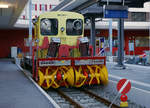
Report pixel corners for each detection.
[21,65,146,108]
[84,85,146,108]
[47,87,121,108]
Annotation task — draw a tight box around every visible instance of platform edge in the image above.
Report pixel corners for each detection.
[16,64,61,108]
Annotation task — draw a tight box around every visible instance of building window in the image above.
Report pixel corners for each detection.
[35,4,37,11]
[32,4,35,10]
[49,4,52,10]
[40,4,47,11]
[45,4,47,11]
[131,12,146,21]
[135,36,150,47]
[32,4,37,11]
[41,4,45,11]
[23,15,25,20]
[40,4,41,11]
[51,5,56,9]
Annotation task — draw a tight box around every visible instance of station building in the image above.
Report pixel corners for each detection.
[0,0,61,58]
[84,6,150,56]
[0,0,150,58]
[15,0,61,26]
[0,1,150,108]
[17,1,150,56]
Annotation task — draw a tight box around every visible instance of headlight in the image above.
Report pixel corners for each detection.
[73,19,82,30]
[40,19,51,31]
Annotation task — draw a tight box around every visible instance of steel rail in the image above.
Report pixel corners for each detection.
[81,88,121,108]
[55,89,83,108]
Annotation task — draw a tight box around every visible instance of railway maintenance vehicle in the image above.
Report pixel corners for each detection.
[24,11,108,89]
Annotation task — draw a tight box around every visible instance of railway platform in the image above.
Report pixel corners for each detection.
[107,62,150,91]
[0,58,149,108]
[0,59,56,108]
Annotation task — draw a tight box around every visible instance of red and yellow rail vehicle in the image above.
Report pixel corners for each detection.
[24,11,108,89]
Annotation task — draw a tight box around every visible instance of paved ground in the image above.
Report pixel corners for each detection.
[0,59,149,108]
[106,62,150,91]
[0,59,54,108]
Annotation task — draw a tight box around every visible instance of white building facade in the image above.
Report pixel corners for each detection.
[15,1,150,30]
[15,0,61,27]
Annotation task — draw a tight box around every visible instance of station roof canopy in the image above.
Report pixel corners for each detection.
[0,0,28,29]
[53,0,150,18]
[98,0,149,7]
[53,0,99,12]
